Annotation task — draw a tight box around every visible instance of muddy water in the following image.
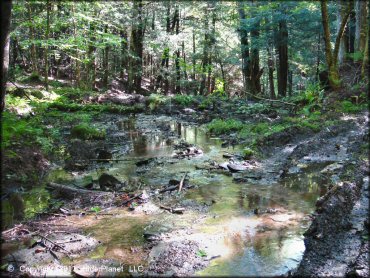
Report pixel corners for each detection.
[84,115,321,276]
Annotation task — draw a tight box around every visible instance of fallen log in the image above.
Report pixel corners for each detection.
[47,182,114,200]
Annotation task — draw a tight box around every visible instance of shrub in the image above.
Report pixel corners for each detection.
[172,94,195,106]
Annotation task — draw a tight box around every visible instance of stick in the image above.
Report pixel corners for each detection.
[159,205,185,214]
[178,172,188,193]
[33,234,71,254]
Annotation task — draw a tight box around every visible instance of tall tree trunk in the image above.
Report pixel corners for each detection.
[207,8,216,94]
[337,1,346,64]
[316,32,321,81]
[321,0,351,89]
[88,19,96,90]
[103,25,109,89]
[237,1,251,98]
[27,1,38,74]
[267,46,275,99]
[250,1,262,95]
[0,0,12,112]
[192,29,196,81]
[174,5,181,94]
[44,0,51,91]
[128,0,144,94]
[361,23,368,79]
[355,0,368,52]
[199,5,209,95]
[72,3,80,88]
[276,14,288,97]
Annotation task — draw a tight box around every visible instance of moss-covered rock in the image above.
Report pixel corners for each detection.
[70,124,106,140]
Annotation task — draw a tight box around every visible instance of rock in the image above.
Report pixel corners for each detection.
[96,149,112,160]
[183,108,196,114]
[223,153,233,159]
[320,162,344,174]
[136,157,156,167]
[227,163,248,172]
[98,173,124,191]
[218,162,229,170]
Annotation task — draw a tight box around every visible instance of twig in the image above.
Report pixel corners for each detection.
[178,172,188,193]
[55,239,82,244]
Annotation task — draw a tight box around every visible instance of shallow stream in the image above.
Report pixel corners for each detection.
[3,114,324,276]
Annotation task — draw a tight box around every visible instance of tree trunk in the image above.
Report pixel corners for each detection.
[44,0,51,91]
[87,19,96,90]
[27,1,38,74]
[192,29,196,81]
[237,1,251,98]
[276,15,288,97]
[250,1,261,95]
[355,0,368,52]
[267,46,275,99]
[103,25,109,89]
[129,0,144,94]
[174,5,181,94]
[199,5,209,95]
[321,0,351,90]
[0,0,12,112]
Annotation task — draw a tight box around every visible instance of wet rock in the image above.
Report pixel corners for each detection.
[227,163,248,172]
[183,108,196,114]
[98,173,125,191]
[96,149,113,160]
[135,157,156,167]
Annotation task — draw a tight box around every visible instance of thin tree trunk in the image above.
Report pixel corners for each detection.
[192,29,196,81]
[27,1,38,74]
[0,0,12,112]
[103,25,109,89]
[44,0,51,91]
[267,46,275,99]
[199,5,209,95]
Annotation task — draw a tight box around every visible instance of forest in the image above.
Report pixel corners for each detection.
[0,0,369,277]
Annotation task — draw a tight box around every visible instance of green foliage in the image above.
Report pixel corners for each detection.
[242,147,254,159]
[346,51,363,62]
[207,119,244,135]
[339,100,366,114]
[148,93,167,110]
[70,123,106,140]
[198,98,213,110]
[90,206,101,213]
[236,103,271,115]
[172,94,195,106]
[196,249,207,257]
[1,111,42,149]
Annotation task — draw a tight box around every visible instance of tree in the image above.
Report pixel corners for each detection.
[275,4,288,97]
[321,0,351,89]
[0,0,12,112]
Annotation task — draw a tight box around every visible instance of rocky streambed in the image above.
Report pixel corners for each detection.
[1,110,368,277]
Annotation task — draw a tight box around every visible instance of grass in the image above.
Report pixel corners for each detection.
[207,119,244,135]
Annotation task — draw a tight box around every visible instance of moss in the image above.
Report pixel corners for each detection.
[70,123,106,140]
